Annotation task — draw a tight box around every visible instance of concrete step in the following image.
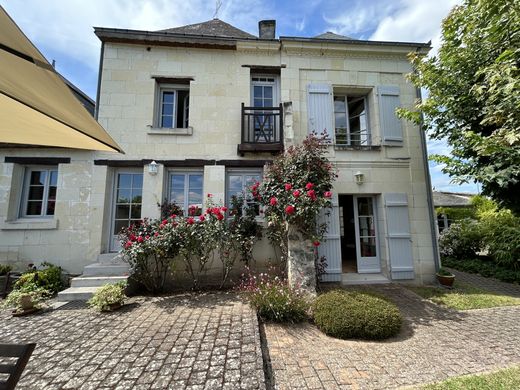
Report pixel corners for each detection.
[57,286,98,301]
[97,252,124,265]
[71,275,127,288]
[83,262,130,276]
[341,273,390,285]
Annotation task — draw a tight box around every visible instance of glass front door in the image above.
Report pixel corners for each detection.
[110,171,143,251]
[354,196,381,273]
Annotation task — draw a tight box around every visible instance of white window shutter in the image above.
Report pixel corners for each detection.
[307,83,334,140]
[378,86,403,145]
[318,193,341,282]
[384,193,415,280]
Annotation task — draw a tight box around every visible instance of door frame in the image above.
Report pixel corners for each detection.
[109,168,143,252]
[353,195,381,273]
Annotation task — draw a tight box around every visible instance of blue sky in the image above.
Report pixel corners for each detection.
[2,0,478,193]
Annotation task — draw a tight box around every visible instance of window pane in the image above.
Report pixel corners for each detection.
[48,186,57,201]
[118,174,132,188]
[334,96,346,113]
[116,205,130,219]
[46,200,55,216]
[360,237,377,257]
[335,112,347,129]
[117,189,131,204]
[188,189,202,206]
[131,188,142,204]
[162,91,175,104]
[130,204,142,219]
[177,90,189,128]
[49,171,58,186]
[161,115,173,128]
[132,174,143,189]
[189,174,203,189]
[228,175,243,193]
[264,87,272,99]
[171,175,185,190]
[30,171,46,185]
[358,216,375,237]
[28,186,44,201]
[171,191,185,206]
[162,102,174,116]
[114,220,128,235]
[254,86,262,98]
[26,201,42,216]
[358,197,373,216]
[254,98,263,107]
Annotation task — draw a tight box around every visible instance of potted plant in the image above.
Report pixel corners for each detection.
[87,282,127,312]
[436,267,455,287]
[1,287,49,316]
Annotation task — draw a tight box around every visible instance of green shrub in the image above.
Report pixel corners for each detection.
[0,264,12,275]
[87,282,127,311]
[1,287,50,311]
[443,257,520,284]
[480,210,520,270]
[313,290,402,340]
[237,267,310,323]
[438,219,482,260]
[14,263,64,294]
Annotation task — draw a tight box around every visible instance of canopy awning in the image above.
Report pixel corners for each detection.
[0,6,122,153]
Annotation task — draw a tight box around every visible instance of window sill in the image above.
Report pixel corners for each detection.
[1,218,58,230]
[147,127,193,136]
[334,145,381,151]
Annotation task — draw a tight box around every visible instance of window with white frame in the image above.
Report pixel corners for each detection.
[334,94,370,146]
[21,167,58,217]
[168,171,203,216]
[226,170,262,216]
[156,83,190,129]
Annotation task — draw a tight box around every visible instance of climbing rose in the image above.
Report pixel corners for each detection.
[221,206,228,212]
[170,214,177,219]
[285,205,295,215]
[199,215,205,222]
[124,241,133,249]
[162,219,168,225]
[292,190,301,198]
[284,183,292,191]
[307,189,317,200]
[216,213,224,221]
[269,197,278,206]
[187,217,195,224]
[324,191,332,198]
[129,234,137,242]
[207,193,213,198]
[154,232,159,237]
[305,182,314,190]
[313,241,320,247]
[145,235,150,240]
[137,236,144,243]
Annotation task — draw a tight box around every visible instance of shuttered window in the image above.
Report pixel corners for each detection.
[307,83,334,140]
[378,86,403,145]
[384,193,414,280]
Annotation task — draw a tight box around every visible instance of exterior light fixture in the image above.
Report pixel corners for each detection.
[148,160,158,175]
[354,171,364,185]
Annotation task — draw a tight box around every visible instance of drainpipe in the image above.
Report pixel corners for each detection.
[414,46,441,272]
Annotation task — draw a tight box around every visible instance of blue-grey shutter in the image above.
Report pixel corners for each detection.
[307,83,334,140]
[378,86,403,145]
[384,193,414,280]
[318,193,341,282]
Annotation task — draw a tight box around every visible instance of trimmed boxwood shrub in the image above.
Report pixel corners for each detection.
[313,290,402,340]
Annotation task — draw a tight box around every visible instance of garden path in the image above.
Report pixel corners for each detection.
[0,292,265,390]
[264,280,520,389]
[447,267,520,297]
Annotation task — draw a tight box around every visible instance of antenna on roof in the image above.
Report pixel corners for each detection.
[213,0,222,19]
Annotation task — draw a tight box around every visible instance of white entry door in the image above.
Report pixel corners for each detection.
[110,170,143,252]
[353,196,381,273]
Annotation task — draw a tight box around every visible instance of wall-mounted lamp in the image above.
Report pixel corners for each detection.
[354,171,364,185]
[148,160,158,175]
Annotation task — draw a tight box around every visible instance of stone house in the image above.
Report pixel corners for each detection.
[0,19,439,287]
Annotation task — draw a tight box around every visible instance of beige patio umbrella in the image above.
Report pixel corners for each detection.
[0,6,123,153]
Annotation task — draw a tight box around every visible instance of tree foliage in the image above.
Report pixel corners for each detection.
[405,0,520,212]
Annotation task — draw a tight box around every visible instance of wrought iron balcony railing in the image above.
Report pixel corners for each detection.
[238,103,283,154]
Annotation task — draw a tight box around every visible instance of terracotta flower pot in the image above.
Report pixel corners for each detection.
[19,294,34,311]
[436,273,455,287]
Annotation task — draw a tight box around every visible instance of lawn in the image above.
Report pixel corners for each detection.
[420,366,520,389]
[408,281,520,310]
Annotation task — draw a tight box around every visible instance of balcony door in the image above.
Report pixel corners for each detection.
[250,75,279,143]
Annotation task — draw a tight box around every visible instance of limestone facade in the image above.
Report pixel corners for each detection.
[0,27,437,283]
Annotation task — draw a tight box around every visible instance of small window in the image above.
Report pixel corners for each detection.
[21,167,58,217]
[156,84,189,129]
[226,170,262,216]
[168,171,203,216]
[334,95,370,146]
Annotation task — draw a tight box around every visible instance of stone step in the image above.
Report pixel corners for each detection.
[83,262,130,276]
[71,275,128,288]
[97,252,124,265]
[57,286,99,301]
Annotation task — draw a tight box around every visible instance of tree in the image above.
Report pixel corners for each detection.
[403,0,520,213]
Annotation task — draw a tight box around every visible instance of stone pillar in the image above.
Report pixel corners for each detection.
[287,224,317,296]
[141,163,164,219]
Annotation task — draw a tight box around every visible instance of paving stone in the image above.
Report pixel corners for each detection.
[265,277,520,389]
[1,292,265,389]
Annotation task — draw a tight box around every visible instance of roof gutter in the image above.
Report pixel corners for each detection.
[414,46,441,273]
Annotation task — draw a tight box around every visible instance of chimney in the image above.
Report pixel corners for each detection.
[258,20,276,39]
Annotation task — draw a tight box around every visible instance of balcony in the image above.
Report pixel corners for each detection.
[238,103,283,155]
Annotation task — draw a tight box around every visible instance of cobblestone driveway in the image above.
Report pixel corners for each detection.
[265,282,520,389]
[0,292,265,390]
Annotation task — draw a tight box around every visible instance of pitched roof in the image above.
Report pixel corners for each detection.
[433,191,474,207]
[314,31,356,40]
[159,19,256,39]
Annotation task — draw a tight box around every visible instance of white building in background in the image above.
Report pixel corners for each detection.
[0,19,439,285]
